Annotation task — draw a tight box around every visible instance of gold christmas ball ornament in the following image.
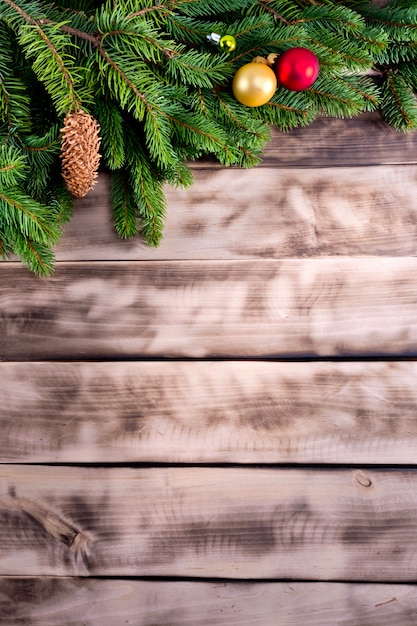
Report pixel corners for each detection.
[219,34,236,53]
[232,61,277,107]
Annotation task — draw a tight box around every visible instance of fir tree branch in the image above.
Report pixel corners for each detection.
[19,138,60,152]
[129,6,170,18]
[382,69,417,130]
[0,146,26,186]
[231,37,300,64]
[0,81,12,129]
[3,0,81,112]
[1,0,417,275]
[386,70,409,120]
[110,170,138,237]
[39,19,101,46]
[307,87,354,106]
[363,16,417,31]
[100,30,176,59]
[0,189,58,242]
[267,100,312,116]
[95,46,179,167]
[2,0,33,24]
[333,75,379,108]
[96,46,150,108]
[257,1,289,24]
[23,236,55,275]
[165,111,234,158]
[307,36,371,66]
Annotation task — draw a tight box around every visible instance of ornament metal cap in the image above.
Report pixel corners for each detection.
[207,32,221,45]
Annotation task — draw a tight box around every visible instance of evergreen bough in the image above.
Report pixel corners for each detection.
[1,0,416,275]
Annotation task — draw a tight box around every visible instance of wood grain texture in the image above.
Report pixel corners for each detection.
[2,259,417,359]
[48,164,417,261]
[1,578,417,626]
[195,113,417,169]
[1,466,417,579]
[2,360,417,464]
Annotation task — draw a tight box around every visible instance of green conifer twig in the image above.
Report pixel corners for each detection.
[0,0,416,275]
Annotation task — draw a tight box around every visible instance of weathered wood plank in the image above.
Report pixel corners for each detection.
[46,164,417,261]
[2,360,417,464]
[197,113,417,168]
[251,114,417,168]
[1,466,417,580]
[1,578,417,626]
[2,259,417,359]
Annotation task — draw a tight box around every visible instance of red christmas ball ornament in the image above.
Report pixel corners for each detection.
[275,47,319,91]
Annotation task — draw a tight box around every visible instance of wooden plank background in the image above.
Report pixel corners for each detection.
[1,465,417,580]
[2,360,417,464]
[2,259,417,360]
[2,579,417,626]
[1,112,417,623]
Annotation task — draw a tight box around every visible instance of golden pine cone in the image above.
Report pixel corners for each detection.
[60,110,101,198]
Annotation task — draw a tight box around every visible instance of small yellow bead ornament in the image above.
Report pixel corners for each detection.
[219,34,237,53]
[232,59,277,107]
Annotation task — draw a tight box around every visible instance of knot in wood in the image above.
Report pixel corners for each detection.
[356,472,372,488]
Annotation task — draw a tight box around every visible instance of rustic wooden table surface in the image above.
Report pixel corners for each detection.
[1,112,417,624]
